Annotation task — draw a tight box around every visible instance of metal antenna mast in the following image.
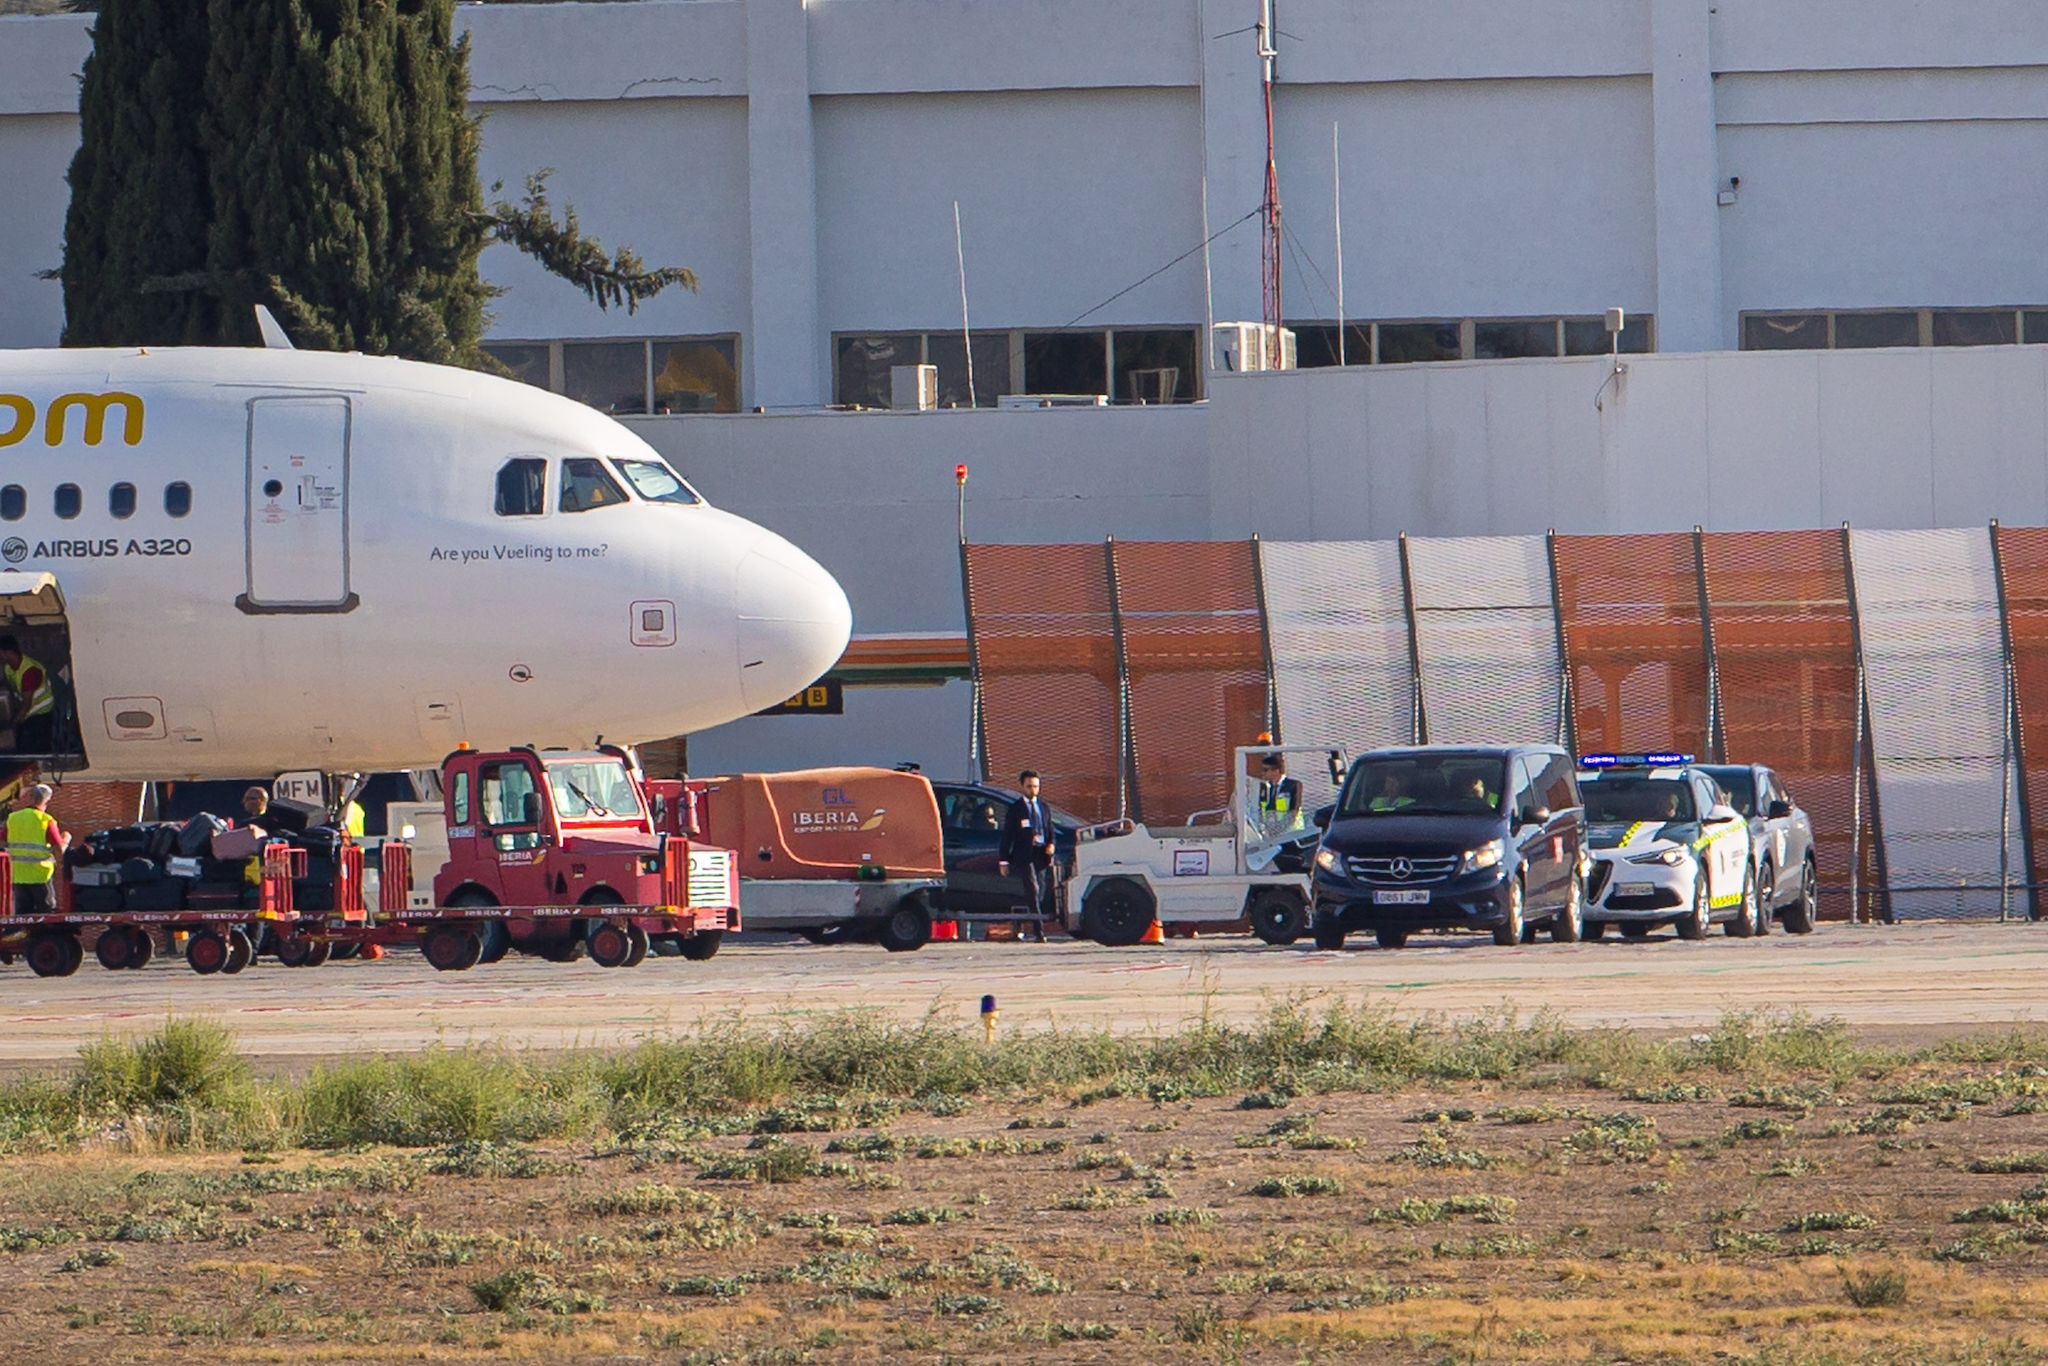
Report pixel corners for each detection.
[1257,0,1283,337]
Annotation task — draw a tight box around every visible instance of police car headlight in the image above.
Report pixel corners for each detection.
[1314,846,1341,874]
[1459,839,1504,874]
[1627,847,1687,867]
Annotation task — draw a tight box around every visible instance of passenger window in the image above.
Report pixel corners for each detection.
[560,457,627,513]
[1512,758,1540,817]
[495,458,546,517]
[165,482,192,518]
[109,482,136,519]
[480,762,543,850]
[0,486,22,521]
[54,484,80,520]
[452,772,471,826]
[1540,755,1578,813]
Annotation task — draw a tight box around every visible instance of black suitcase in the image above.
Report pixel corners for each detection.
[117,857,164,885]
[178,814,228,858]
[293,826,346,860]
[97,826,155,860]
[121,880,186,913]
[145,824,180,861]
[73,885,123,914]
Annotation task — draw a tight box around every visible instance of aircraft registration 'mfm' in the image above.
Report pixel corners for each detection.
[0,343,851,781]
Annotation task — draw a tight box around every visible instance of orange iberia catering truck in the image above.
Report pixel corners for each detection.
[675,767,944,951]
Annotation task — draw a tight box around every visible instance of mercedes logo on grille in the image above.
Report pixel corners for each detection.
[1389,857,1414,880]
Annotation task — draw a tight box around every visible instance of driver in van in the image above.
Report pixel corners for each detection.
[1368,771,1415,812]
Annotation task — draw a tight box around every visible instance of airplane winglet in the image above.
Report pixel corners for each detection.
[253,305,295,351]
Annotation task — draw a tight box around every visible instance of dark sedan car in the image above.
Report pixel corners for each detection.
[926,779,1082,917]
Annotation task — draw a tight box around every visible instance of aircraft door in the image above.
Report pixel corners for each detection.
[240,396,357,613]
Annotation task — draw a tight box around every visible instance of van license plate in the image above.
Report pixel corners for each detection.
[1617,882,1655,897]
[1373,890,1430,905]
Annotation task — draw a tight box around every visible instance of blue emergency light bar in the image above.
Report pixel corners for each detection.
[1579,752,1694,769]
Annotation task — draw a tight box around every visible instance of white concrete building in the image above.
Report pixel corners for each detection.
[8,0,2048,774]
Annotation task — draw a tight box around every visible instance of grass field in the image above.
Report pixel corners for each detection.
[1,1007,2047,1363]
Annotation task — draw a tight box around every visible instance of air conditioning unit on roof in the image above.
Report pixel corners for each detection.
[1212,322,1297,373]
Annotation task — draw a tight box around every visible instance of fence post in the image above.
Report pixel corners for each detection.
[1987,520,2037,921]
[1694,525,1727,763]
[1397,532,1429,744]
[1545,529,1577,755]
[957,538,990,782]
[1104,537,1140,822]
[1840,523,1893,924]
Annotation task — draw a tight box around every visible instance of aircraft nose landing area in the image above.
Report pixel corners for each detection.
[0,925,2043,1064]
[736,534,853,711]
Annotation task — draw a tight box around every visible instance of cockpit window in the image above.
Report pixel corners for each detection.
[495,458,546,517]
[611,458,701,506]
[560,458,627,513]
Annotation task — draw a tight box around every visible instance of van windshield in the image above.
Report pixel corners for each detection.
[1339,755,1507,817]
[546,761,645,821]
[1583,777,1695,824]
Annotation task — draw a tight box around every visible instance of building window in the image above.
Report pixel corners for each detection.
[54,484,80,520]
[832,327,1203,407]
[1293,315,1655,367]
[109,483,136,519]
[482,337,743,415]
[1564,315,1654,356]
[164,482,191,518]
[1743,307,2048,351]
[1289,323,1372,368]
[1376,322,1463,365]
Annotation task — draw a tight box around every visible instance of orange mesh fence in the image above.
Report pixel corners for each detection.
[1111,540,1269,825]
[1554,533,1712,758]
[1702,530,1877,921]
[964,543,1122,821]
[1993,524,2048,918]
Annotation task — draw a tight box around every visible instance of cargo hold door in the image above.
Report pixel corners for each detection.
[239,396,357,613]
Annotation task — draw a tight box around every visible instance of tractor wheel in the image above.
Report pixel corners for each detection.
[587,921,635,968]
[680,930,724,961]
[1248,888,1308,945]
[423,924,484,972]
[1080,878,1156,948]
[26,930,80,978]
[186,930,229,975]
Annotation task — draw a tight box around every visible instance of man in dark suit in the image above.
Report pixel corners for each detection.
[998,769,1056,941]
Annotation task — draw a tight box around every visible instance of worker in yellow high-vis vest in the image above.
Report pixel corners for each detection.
[0,635,55,756]
[7,783,69,916]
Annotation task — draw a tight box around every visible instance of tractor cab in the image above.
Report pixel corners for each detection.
[434,745,666,909]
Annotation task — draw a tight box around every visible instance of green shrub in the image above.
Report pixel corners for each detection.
[1842,1266,1908,1309]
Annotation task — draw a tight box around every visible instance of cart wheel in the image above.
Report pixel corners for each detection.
[623,924,650,967]
[587,921,634,968]
[128,929,155,969]
[1248,888,1308,946]
[222,929,254,974]
[476,920,512,965]
[303,940,332,968]
[423,924,484,972]
[877,896,933,953]
[94,926,143,972]
[273,937,314,968]
[186,929,229,975]
[26,930,81,978]
[680,929,723,961]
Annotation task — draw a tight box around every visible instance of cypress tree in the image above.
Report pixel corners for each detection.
[60,0,218,346]
[59,0,692,365]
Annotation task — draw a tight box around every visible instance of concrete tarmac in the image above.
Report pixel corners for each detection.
[0,922,2043,1065]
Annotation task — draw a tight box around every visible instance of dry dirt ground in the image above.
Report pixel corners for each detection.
[0,922,2044,1065]
[1,1071,2046,1364]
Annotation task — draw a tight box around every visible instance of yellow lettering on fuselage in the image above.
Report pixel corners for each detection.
[0,392,146,448]
[42,392,145,448]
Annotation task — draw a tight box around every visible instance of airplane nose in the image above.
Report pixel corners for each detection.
[736,533,853,711]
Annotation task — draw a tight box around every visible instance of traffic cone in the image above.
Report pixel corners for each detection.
[1140,919,1165,945]
[931,919,960,942]
[361,942,386,961]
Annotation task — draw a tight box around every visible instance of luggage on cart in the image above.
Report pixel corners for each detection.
[94,826,156,861]
[146,824,180,862]
[186,887,258,911]
[117,857,163,885]
[121,880,187,913]
[71,864,122,888]
[292,827,347,861]
[73,885,123,914]
[294,855,340,912]
[177,814,228,858]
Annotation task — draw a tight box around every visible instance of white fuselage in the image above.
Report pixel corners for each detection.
[0,346,851,779]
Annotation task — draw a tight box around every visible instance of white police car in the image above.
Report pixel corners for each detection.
[1577,754,1755,941]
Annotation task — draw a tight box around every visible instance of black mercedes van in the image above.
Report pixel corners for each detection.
[1309,745,1586,949]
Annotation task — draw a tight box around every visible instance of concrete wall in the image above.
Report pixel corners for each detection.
[11,1,2048,394]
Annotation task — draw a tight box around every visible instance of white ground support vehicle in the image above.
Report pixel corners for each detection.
[1064,745,1346,946]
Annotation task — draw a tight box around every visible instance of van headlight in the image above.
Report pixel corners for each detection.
[1314,846,1341,874]
[1627,847,1688,867]
[1459,839,1504,874]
